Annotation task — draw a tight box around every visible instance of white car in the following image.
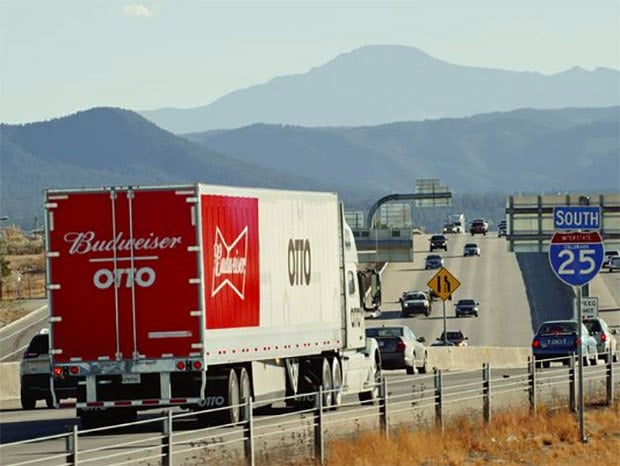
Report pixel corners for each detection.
[583,317,618,363]
[463,243,481,256]
[606,256,620,272]
[603,250,619,267]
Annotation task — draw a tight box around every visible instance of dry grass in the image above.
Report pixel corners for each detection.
[319,404,619,466]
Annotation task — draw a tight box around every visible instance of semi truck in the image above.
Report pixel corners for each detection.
[447,213,466,233]
[44,184,382,427]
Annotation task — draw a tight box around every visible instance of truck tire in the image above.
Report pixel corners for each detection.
[223,368,240,425]
[330,357,342,409]
[20,388,36,410]
[359,351,381,405]
[418,352,428,374]
[238,367,251,422]
[320,357,333,408]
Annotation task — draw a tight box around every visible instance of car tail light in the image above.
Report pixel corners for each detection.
[532,339,540,348]
[601,333,607,342]
[396,339,406,352]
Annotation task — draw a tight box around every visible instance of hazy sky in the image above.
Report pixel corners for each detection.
[1,0,619,124]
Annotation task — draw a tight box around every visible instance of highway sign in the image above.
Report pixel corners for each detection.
[549,231,604,287]
[580,296,598,319]
[553,206,600,231]
[427,267,460,301]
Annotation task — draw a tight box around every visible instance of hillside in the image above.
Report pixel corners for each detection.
[0,108,340,229]
[140,45,620,134]
[184,106,620,194]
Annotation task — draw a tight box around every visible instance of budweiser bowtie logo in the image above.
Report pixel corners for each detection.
[211,226,248,299]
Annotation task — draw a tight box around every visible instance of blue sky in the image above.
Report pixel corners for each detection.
[1,0,619,124]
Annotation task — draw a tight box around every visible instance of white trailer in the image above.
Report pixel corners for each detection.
[45,184,381,427]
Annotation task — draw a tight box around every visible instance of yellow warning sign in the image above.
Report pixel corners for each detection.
[427,267,461,301]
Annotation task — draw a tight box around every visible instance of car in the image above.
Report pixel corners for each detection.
[442,223,458,234]
[463,243,480,257]
[430,340,456,347]
[20,329,78,409]
[532,320,598,368]
[498,220,507,237]
[425,254,444,269]
[429,234,448,251]
[605,256,620,272]
[436,330,468,347]
[400,291,432,317]
[469,219,488,236]
[455,298,479,317]
[603,250,619,267]
[366,326,428,374]
[583,317,618,363]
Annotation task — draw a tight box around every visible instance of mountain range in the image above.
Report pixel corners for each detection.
[1,106,617,231]
[185,106,620,194]
[139,45,620,134]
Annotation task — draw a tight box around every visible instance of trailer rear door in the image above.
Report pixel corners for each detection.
[47,187,201,363]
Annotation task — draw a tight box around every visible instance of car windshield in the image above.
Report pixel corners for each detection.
[431,235,444,241]
[458,299,475,305]
[366,327,404,338]
[440,331,463,339]
[406,293,426,300]
[465,244,477,248]
[539,322,577,334]
[427,255,441,260]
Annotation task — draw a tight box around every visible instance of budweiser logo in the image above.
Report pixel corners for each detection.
[63,231,183,255]
[212,226,248,299]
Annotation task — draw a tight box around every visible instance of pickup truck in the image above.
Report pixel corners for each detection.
[470,219,488,236]
[400,291,432,317]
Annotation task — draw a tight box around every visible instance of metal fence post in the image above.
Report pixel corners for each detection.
[606,351,614,406]
[65,424,78,465]
[244,398,255,466]
[434,368,443,431]
[379,376,389,438]
[569,356,576,413]
[528,357,537,415]
[482,363,491,424]
[162,409,173,466]
[314,389,324,465]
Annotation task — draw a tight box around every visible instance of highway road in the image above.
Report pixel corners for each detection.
[0,300,47,363]
[369,233,536,347]
[368,232,620,347]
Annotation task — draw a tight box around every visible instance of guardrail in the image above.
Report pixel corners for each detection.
[1,354,617,466]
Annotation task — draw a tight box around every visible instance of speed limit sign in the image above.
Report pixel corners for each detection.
[548,231,604,287]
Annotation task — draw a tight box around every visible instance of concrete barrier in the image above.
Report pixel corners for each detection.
[427,346,531,371]
[0,362,21,400]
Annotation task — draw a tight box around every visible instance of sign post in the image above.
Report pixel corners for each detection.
[427,267,461,345]
[549,206,603,443]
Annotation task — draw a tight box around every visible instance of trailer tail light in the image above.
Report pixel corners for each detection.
[193,360,202,370]
[532,339,540,348]
[53,366,63,376]
[396,339,406,352]
[176,361,186,371]
[69,366,79,375]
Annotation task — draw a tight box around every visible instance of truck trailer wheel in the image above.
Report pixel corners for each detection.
[222,368,241,425]
[320,357,333,408]
[330,357,342,409]
[237,367,251,422]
